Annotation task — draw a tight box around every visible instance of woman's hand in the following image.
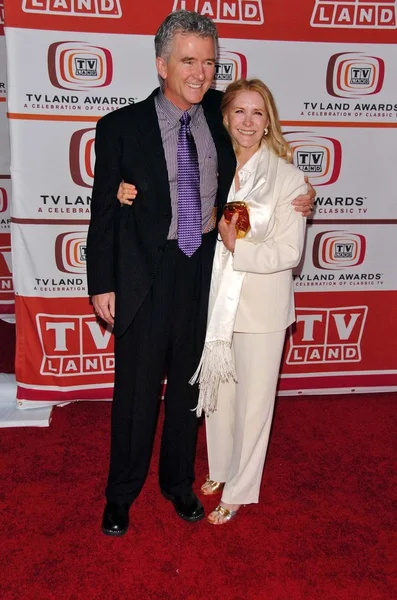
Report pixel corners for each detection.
[218,214,239,254]
[117,181,138,206]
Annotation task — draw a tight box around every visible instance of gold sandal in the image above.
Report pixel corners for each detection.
[200,475,225,496]
[207,504,239,525]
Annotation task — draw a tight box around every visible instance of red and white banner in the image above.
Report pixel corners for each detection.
[15,296,113,403]
[4,0,397,42]
[280,291,397,393]
[3,0,397,406]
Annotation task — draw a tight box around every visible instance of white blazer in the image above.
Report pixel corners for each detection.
[232,147,307,334]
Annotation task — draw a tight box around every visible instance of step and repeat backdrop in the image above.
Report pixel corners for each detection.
[3,0,397,407]
[0,4,12,323]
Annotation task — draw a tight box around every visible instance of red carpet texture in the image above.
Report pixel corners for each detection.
[0,394,396,600]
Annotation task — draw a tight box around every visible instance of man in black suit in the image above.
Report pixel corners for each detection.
[87,10,235,535]
[87,10,313,536]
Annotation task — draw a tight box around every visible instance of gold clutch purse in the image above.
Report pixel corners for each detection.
[223,201,251,239]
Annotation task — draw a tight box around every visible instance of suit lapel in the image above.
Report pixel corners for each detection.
[133,89,171,209]
[202,97,236,215]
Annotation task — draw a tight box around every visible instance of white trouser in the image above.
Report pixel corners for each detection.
[205,330,286,505]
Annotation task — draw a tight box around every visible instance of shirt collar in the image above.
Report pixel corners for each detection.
[156,89,200,128]
[237,148,262,186]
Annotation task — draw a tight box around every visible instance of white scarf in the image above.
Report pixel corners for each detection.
[190,144,279,416]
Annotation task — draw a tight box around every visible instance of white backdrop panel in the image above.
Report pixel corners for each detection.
[12,222,88,297]
[285,126,397,220]
[9,119,397,220]
[0,35,6,100]
[9,119,93,220]
[6,29,158,117]
[294,223,397,292]
[0,101,10,172]
[6,29,397,125]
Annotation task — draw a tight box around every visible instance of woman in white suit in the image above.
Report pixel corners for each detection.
[193,79,307,524]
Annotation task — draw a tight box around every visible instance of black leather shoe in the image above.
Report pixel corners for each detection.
[161,489,205,523]
[102,502,131,536]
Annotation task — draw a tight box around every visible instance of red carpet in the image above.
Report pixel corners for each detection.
[0,394,396,600]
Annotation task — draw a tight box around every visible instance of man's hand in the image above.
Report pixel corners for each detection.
[117,181,137,206]
[292,176,316,217]
[218,214,238,253]
[92,292,115,326]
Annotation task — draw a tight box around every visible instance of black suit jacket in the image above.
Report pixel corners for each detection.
[86,88,236,337]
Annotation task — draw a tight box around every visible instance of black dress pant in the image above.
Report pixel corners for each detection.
[106,231,216,504]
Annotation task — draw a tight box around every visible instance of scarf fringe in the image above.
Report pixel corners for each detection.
[189,341,237,417]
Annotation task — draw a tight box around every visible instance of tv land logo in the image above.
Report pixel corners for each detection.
[0,235,13,300]
[22,0,122,18]
[0,188,8,213]
[172,0,264,24]
[55,232,87,274]
[285,131,342,186]
[48,42,113,91]
[313,231,366,270]
[311,0,397,28]
[327,52,385,98]
[36,314,114,377]
[212,49,248,91]
[287,306,368,365]
[69,128,95,188]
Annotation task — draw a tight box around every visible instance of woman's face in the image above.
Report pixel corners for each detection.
[224,90,269,154]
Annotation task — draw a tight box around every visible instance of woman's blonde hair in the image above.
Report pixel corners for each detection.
[220,78,293,163]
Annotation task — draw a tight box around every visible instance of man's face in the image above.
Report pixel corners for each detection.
[156,33,216,110]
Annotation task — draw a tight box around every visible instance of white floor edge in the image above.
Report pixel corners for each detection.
[0,374,52,427]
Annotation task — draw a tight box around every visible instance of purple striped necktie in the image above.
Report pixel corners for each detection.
[177,111,202,257]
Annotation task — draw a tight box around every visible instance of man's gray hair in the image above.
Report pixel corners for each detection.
[155,10,219,60]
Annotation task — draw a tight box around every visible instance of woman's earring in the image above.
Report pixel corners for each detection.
[264,127,269,136]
